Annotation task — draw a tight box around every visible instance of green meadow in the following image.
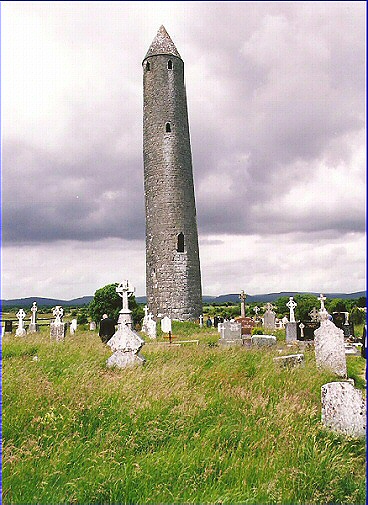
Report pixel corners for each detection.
[2,325,366,505]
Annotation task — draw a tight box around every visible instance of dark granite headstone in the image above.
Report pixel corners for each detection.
[332,312,354,338]
[297,321,320,341]
[5,320,13,333]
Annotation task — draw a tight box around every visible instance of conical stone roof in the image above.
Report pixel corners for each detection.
[144,25,181,60]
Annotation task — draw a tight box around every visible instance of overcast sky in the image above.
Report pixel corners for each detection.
[2,1,366,300]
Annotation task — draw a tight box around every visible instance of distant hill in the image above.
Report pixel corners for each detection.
[1,291,365,308]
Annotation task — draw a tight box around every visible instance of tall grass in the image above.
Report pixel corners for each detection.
[2,327,366,505]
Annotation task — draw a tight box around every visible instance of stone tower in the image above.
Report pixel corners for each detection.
[143,26,202,321]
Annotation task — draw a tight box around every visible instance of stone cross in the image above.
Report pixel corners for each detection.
[253,306,260,317]
[309,307,319,322]
[286,297,297,323]
[265,302,275,312]
[318,293,326,311]
[30,302,38,324]
[318,293,328,320]
[52,306,64,324]
[199,315,203,327]
[116,280,135,310]
[239,290,247,318]
[299,322,305,338]
[16,309,26,330]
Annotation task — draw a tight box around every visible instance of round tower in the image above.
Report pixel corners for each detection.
[143,26,202,321]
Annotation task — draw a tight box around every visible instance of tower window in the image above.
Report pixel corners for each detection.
[168,60,173,70]
[146,61,150,71]
[165,122,171,133]
[177,232,184,252]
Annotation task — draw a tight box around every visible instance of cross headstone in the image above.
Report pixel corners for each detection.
[29,301,40,333]
[16,309,27,337]
[254,306,260,317]
[239,290,247,318]
[299,322,305,338]
[286,297,297,323]
[309,307,319,322]
[50,306,66,342]
[116,280,135,328]
[199,315,203,327]
[146,312,157,339]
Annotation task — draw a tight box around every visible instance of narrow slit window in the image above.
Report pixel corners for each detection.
[168,60,173,70]
[146,61,150,71]
[177,232,184,252]
[165,122,171,133]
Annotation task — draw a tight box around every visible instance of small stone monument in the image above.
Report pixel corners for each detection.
[309,307,320,322]
[286,297,298,342]
[219,321,242,346]
[28,302,39,333]
[299,322,305,339]
[141,305,149,333]
[314,294,347,377]
[273,353,304,367]
[50,306,66,342]
[146,312,157,339]
[16,309,27,337]
[106,324,145,368]
[70,319,77,335]
[89,321,96,331]
[239,290,247,318]
[199,315,203,328]
[5,320,13,334]
[321,381,366,438]
[263,303,276,330]
[116,280,135,328]
[251,334,277,347]
[281,315,289,327]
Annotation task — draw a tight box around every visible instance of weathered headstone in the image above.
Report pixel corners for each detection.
[116,280,135,328]
[146,312,157,339]
[321,382,366,438]
[70,319,77,335]
[199,315,203,328]
[239,290,247,318]
[141,305,149,333]
[263,303,276,331]
[251,334,277,347]
[89,321,96,331]
[50,306,66,342]
[28,301,40,333]
[16,309,27,337]
[285,322,297,342]
[314,307,347,377]
[219,321,242,346]
[106,324,145,368]
[332,312,354,338]
[273,353,304,367]
[309,307,320,322]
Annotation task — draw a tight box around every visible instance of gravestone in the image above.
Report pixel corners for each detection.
[236,317,255,336]
[199,315,203,328]
[239,290,247,318]
[281,316,289,327]
[16,309,27,337]
[70,319,77,335]
[50,306,66,342]
[297,321,320,340]
[116,280,135,328]
[309,307,320,322]
[314,313,346,377]
[263,303,276,330]
[141,306,149,333]
[5,320,13,333]
[332,312,354,338]
[321,382,366,438]
[28,301,40,333]
[146,313,157,339]
[251,334,276,347]
[106,324,145,368]
[219,321,242,346]
[89,321,96,331]
[273,354,304,367]
[286,297,297,323]
[285,322,297,342]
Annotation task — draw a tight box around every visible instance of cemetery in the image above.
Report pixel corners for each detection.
[2,290,366,505]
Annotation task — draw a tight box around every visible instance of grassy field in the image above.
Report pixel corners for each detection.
[2,324,366,505]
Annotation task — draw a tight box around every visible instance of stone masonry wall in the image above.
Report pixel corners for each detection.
[143,54,202,320]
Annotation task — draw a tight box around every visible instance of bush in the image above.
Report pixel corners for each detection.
[252,327,264,335]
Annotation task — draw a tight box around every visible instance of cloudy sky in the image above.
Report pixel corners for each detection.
[2,1,366,300]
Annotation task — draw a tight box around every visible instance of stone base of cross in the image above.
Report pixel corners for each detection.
[118,308,133,329]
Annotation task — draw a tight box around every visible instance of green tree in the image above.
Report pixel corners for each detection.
[325,298,348,313]
[77,309,89,325]
[350,307,366,325]
[294,294,319,321]
[89,283,144,326]
[274,296,290,318]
